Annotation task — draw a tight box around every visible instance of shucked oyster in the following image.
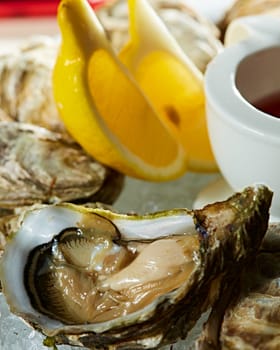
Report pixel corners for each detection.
[0,186,272,349]
[0,121,124,209]
[198,223,280,350]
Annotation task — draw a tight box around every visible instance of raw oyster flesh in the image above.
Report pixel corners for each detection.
[198,223,280,350]
[0,185,272,349]
[0,121,124,209]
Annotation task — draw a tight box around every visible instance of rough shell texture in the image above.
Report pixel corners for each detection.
[0,185,272,350]
[98,0,222,72]
[0,210,23,259]
[197,223,280,350]
[0,36,65,135]
[219,0,280,35]
[220,224,280,350]
[0,121,124,209]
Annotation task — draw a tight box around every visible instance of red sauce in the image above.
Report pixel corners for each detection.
[253,91,280,118]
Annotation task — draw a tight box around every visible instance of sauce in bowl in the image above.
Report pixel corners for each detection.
[253,91,280,118]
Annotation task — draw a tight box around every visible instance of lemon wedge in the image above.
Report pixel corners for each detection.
[53,0,187,181]
[119,0,217,172]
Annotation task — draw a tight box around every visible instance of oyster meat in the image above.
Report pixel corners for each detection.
[0,121,124,209]
[0,185,272,349]
[198,223,280,350]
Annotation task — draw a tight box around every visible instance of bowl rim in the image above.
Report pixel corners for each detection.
[204,37,280,144]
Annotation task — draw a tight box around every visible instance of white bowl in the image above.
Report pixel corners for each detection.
[205,35,280,218]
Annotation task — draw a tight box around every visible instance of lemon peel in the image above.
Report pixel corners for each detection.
[53,0,187,181]
[119,0,217,172]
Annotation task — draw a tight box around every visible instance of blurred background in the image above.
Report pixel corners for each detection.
[0,0,106,17]
[0,0,235,20]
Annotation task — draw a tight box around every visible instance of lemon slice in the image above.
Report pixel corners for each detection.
[53,0,187,181]
[119,0,217,172]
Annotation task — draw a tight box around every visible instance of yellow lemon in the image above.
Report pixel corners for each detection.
[53,0,187,181]
[119,0,217,172]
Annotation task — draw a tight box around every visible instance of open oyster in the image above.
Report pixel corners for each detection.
[198,223,280,350]
[0,121,124,209]
[0,185,272,349]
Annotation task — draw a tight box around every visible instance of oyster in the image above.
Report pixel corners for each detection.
[0,121,124,209]
[198,223,280,350]
[0,210,23,259]
[0,36,65,135]
[0,185,272,349]
[98,0,223,72]
[219,0,280,35]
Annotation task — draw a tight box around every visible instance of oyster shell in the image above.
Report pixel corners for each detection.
[98,0,223,72]
[0,121,124,209]
[0,36,65,135]
[220,0,280,35]
[0,185,272,349]
[196,223,280,350]
[0,37,124,212]
[0,210,23,259]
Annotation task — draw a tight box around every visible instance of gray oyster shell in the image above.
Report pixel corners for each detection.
[219,0,280,35]
[0,121,124,209]
[198,223,280,350]
[0,36,65,135]
[98,0,223,72]
[0,38,124,215]
[0,185,272,350]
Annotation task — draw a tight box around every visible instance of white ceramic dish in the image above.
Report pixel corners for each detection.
[205,15,280,220]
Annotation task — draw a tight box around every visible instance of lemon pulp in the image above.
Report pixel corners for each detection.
[53,0,187,181]
[119,0,217,172]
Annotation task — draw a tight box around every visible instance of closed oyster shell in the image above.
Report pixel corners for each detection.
[0,185,272,349]
[197,223,280,350]
[220,0,280,34]
[98,0,222,72]
[0,121,124,209]
[0,36,65,135]
[220,224,280,350]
